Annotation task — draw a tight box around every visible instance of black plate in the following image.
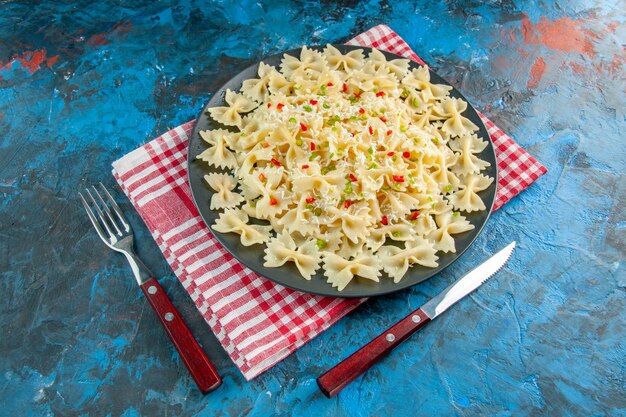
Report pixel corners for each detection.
[187,45,498,298]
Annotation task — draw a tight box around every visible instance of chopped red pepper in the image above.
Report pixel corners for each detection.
[387,152,395,157]
[310,142,316,151]
[376,91,386,97]
[349,173,357,182]
[306,197,316,204]
[381,215,388,225]
[344,200,352,209]
[267,103,271,108]
[358,108,365,114]
[301,164,309,169]
[299,122,308,132]
[269,197,278,206]
[392,175,405,183]
[342,83,348,93]
[262,142,270,148]
[310,99,318,105]
[402,151,410,158]
[327,82,334,87]
[270,158,281,167]
[386,130,392,136]
[410,211,420,220]
[379,117,387,123]
[368,126,373,135]
[277,103,285,110]
[354,93,361,99]
[258,173,266,182]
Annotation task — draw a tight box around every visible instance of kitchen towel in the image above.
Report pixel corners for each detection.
[112,24,547,380]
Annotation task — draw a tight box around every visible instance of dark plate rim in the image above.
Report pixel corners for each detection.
[187,44,498,298]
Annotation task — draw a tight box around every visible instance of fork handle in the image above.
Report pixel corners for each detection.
[140,278,222,394]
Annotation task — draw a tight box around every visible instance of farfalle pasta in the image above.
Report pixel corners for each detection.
[204,173,244,210]
[199,45,494,290]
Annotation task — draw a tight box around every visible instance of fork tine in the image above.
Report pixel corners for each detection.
[85,188,116,239]
[80,192,110,244]
[98,182,130,231]
[91,185,122,236]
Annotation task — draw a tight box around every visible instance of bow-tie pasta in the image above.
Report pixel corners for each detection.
[208,89,257,128]
[199,45,494,290]
[323,252,382,291]
[204,173,244,210]
[264,232,321,280]
[212,209,272,246]
[378,237,439,283]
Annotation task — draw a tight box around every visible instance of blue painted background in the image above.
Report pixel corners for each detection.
[1,1,624,416]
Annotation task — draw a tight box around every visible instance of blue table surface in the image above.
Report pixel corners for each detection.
[1,1,624,416]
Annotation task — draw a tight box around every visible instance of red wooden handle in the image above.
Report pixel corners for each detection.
[317,308,431,398]
[140,278,222,394]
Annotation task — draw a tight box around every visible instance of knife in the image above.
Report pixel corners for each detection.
[317,241,516,398]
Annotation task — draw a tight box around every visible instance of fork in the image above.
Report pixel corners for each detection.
[80,183,222,394]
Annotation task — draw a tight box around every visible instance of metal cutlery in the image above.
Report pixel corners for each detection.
[317,241,516,398]
[80,183,222,394]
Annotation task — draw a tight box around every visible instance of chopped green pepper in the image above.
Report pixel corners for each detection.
[321,165,336,175]
[316,239,327,250]
[328,115,341,126]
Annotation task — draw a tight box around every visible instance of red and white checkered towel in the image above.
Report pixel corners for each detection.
[112,25,547,380]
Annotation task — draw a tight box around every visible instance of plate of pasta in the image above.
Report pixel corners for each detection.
[187,45,497,297]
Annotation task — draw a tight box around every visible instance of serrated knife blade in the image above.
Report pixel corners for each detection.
[421,241,516,319]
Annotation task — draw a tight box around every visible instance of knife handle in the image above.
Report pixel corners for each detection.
[140,278,222,394]
[317,308,431,398]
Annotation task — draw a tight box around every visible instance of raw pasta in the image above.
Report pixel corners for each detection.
[200,45,494,290]
[204,173,244,210]
[264,232,321,280]
[212,209,272,246]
